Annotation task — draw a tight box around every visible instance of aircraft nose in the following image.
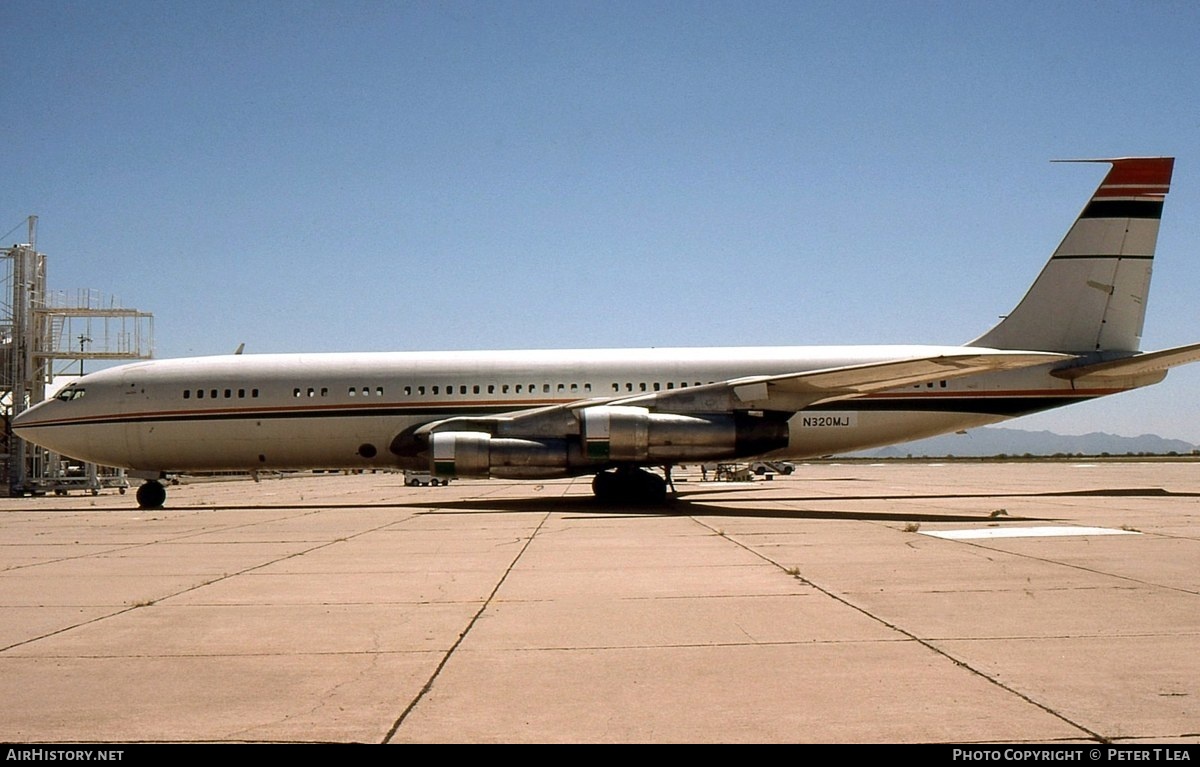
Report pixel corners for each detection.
[13,403,41,427]
[12,399,65,448]
[12,397,110,469]
[12,400,44,432]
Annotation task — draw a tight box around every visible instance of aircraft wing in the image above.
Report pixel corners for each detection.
[605,350,1070,414]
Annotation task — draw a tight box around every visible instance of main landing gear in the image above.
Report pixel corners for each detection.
[591,467,670,504]
[136,480,167,509]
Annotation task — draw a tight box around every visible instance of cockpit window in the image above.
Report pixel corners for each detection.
[55,387,86,401]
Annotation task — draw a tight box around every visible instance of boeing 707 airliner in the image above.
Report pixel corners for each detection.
[14,158,1200,508]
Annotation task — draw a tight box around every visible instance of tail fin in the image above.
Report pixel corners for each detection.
[970,157,1174,353]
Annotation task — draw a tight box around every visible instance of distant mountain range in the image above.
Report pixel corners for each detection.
[848,427,1198,458]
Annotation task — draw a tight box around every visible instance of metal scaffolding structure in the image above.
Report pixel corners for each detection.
[1,216,154,495]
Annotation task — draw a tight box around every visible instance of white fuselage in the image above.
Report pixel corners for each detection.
[12,345,1121,475]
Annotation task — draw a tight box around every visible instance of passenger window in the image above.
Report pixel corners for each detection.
[349,387,356,397]
[198,390,205,399]
[183,390,190,399]
[376,387,383,396]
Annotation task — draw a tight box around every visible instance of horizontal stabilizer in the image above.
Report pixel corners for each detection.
[1051,342,1200,381]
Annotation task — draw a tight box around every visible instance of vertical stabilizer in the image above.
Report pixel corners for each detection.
[971,157,1173,353]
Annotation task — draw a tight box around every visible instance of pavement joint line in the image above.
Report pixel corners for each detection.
[688,513,1111,743]
[0,505,353,575]
[382,506,554,744]
[946,536,1200,597]
[2,540,162,573]
[0,507,415,654]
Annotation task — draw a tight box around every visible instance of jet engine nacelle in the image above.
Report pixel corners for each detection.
[429,431,571,479]
[579,406,788,462]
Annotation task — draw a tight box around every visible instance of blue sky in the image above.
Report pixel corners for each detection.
[5,1,1200,440]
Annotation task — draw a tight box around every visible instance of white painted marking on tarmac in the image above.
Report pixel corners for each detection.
[921,526,1140,540]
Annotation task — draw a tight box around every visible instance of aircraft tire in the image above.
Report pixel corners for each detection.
[591,469,667,504]
[591,471,617,501]
[136,481,167,509]
[635,469,668,504]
